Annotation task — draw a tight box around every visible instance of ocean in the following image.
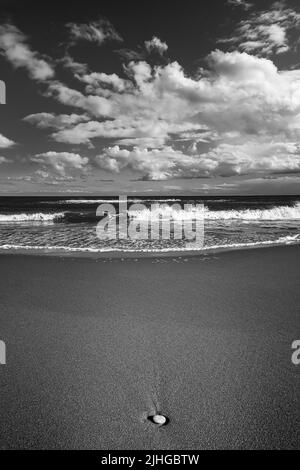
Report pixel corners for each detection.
[0,195,300,255]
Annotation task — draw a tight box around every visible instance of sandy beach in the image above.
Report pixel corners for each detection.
[0,245,299,450]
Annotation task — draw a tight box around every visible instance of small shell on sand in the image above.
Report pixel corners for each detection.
[153,415,167,425]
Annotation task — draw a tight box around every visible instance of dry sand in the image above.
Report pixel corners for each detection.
[0,246,299,449]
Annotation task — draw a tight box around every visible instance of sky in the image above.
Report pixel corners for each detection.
[1,0,300,195]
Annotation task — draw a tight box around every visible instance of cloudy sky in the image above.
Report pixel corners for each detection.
[1,0,300,195]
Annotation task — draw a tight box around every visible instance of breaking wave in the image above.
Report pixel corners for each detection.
[129,206,204,221]
[129,202,300,221]
[1,202,300,224]
[0,233,299,255]
[61,198,181,204]
[206,202,300,220]
[0,213,65,223]
[62,199,121,204]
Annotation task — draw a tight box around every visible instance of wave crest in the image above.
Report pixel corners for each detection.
[206,202,300,220]
[128,206,204,221]
[0,213,65,223]
[129,202,300,221]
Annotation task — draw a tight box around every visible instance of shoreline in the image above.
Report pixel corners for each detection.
[0,239,299,259]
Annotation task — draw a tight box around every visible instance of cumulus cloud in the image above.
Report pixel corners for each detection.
[95,140,300,180]
[0,23,54,80]
[227,0,253,10]
[40,51,300,144]
[0,133,15,148]
[145,36,168,55]
[18,27,300,181]
[199,141,300,176]
[23,112,90,130]
[221,2,300,56]
[59,54,88,74]
[96,145,215,180]
[117,37,168,64]
[51,117,203,148]
[116,48,145,62]
[67,18,122,46]
[77,71,131,94]
[0,156,8,164]
[45,81,113,117]
[31,151,89,176]
[90,51,300,179]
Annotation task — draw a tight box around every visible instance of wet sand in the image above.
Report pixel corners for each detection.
[0,246,299,449]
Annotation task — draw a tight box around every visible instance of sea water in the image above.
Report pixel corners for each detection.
[0,195,299,254]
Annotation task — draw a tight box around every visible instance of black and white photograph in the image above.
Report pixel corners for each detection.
[0,0,299,454]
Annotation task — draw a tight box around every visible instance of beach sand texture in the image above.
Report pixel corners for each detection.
[0,246,299,449]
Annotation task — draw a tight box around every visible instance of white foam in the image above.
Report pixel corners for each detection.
[277,234,300,244]
[206,203,300,220]
[129,206,204,221]
[0,213,65,222]
[62,198,181,204]
[129,202,300,221]
[62,199,121,204]
[0,234,299,254]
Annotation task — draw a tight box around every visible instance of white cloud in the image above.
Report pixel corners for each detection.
[51,117,202,148]
[20,41,300,180]
[43,51,300,142]
[67,18,122,46]
[32,152,89,176]
[0,133,15,148]
[59,54,88,74]
[0,156,8,164]
[227,0,253,10]
[96,145,216,180]
[95,140,300,180]
[90,51,300,179]
[46,81,113,117]
[23,112,90,129]
[145,36,168,55]
[0,23,54,81]
[221,2,300,56]
[77,71,131,93]
[198,141,300,176]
